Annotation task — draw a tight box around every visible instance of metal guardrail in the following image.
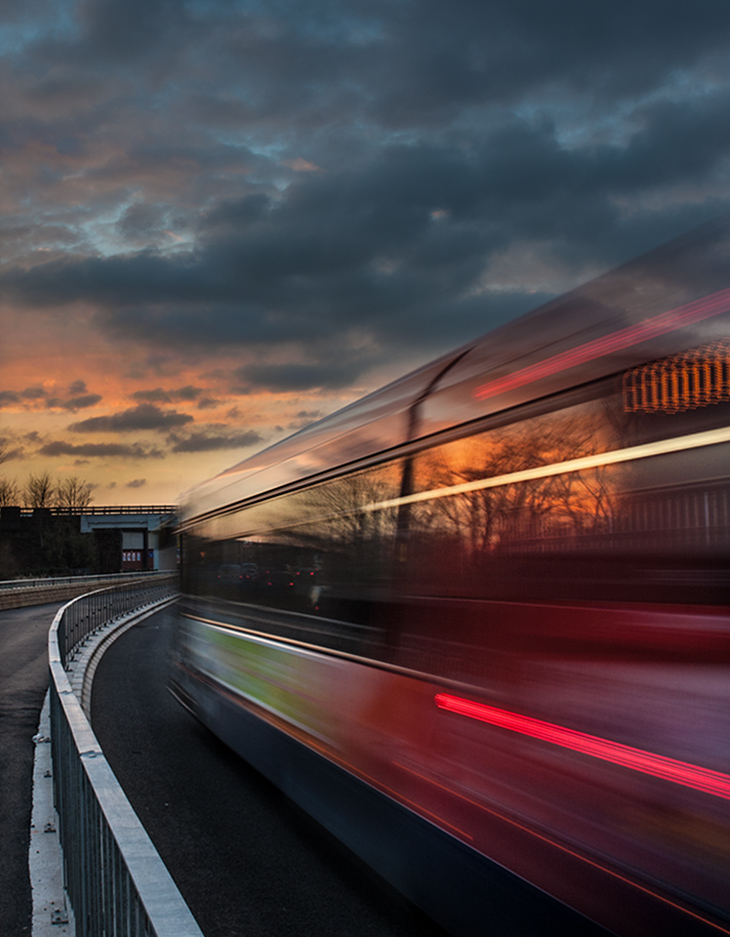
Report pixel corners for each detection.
[48,576,204,937]
[50,505,177,516]
[54,575,178,667]
[7,505,178,517]
[0,570,170,592]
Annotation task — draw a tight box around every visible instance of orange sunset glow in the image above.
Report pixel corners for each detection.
[1,315,373,504]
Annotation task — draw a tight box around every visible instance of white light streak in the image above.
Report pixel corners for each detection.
[363,425,730,514]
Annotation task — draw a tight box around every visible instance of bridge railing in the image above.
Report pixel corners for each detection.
[48,575,204,937]
[11,504,178,517]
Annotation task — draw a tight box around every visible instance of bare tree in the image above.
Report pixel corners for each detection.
[410,409,620,557]
[0,439,20,506]
[24,471,56,509]
[0,476,19,507]
[56,476,95,511]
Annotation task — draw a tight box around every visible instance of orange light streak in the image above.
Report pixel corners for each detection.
[435,693,730,800]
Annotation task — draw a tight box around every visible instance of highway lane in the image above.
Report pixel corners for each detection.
[90,607,449,937]
[0,602,63,935]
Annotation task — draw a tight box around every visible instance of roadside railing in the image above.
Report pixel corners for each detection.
[48,576,204,937]
[54,574,177,667]
[0,570,169,592]
[0,571,180,613]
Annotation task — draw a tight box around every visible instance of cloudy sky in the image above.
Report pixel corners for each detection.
[1,0,729,504]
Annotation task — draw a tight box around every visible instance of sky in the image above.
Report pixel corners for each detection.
[1,0,729,505]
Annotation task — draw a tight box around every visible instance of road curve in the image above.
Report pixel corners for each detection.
[90,607,449,937]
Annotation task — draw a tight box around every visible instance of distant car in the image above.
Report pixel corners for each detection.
[240,563,259,582]
[217,564,243,582]
[261,568,295,590]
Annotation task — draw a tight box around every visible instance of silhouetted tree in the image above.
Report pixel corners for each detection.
[0,476,19,507]
[56,476,95,510]
[24,471,56,508]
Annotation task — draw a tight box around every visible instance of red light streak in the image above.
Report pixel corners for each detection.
[473,287,730,401]
[435,693,730,800]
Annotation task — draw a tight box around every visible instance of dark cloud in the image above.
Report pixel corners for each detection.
[66,0,193,65]
[68,403,194,433]
[1,0,729,397]
[0,391,20,408]
[0,384,102,411]
[5,100,729,380]
[131,388,173,403]
[172,385,202,401]
[62,393,103,410]
[197,397,219,410]
[39,441,164,459]
[126,478,147,488]
[48,393,103,411]
[131,385,203,404]
[21,386,46,400]
[167,426,264,453]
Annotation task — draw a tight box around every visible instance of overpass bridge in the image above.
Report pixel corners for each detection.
[0,505,177,576]
[76,506,177,572]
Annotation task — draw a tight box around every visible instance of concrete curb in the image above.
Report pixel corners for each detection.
[30,694,74,937]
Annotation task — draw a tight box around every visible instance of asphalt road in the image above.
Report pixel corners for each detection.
[90,607,449,937]
[0,602,63,935]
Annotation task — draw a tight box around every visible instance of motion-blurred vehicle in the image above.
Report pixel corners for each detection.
[171,217,730,937]
[216,564,242,582]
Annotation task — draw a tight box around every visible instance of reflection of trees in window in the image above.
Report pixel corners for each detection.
[293,466,401,589]
[218,466,404,626]
[410,407,622,559]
